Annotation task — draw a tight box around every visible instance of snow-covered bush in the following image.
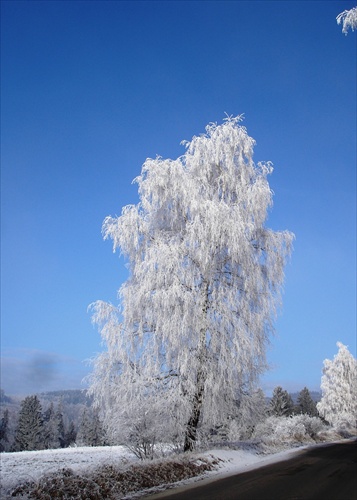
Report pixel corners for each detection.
[126,414,157,460]
[252,415,326,451]
[297,414,326,439]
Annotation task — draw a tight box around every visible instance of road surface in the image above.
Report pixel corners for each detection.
[148,440,357,500]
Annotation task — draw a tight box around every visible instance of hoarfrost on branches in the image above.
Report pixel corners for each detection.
[336,6,357,34]
[317,342,357,428]
[89,116,294,452]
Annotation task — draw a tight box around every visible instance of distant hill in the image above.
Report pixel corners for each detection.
[0,389,14,404]
[1,389,92,412]
[38,389,92,406]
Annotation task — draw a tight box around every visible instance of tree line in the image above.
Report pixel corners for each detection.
[269,386,319,418]
[0,393,106,452]
[0,385,320,453]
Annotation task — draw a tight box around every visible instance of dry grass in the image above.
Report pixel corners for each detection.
[8,455,217,499]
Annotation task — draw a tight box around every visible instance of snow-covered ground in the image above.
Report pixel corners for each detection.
[202,446,307,477]
[0,445,136,492]
[0,442,314,497]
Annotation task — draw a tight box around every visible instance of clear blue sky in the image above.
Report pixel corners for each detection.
[1,0,356,397]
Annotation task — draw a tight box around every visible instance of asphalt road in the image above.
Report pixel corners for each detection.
[148,440,357,500]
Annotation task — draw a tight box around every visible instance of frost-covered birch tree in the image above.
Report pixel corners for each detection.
[317,342,357,428]
[89,116,294,452]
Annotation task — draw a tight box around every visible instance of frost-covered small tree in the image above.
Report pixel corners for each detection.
[89,116,294,452]
[43,402,60,449]
[337,6,357,34]
[43,402,66,449]
[317,342,357,428]
[64,421,77,447]
[270,386,294,417]
[0,409,9,452]
[226,388,268,440]
[295,387,318,417]
[56,403,66,448]
[76,408,91,446]
[76,408,105,446]
[87,409,106,447]
[14,395,44,451]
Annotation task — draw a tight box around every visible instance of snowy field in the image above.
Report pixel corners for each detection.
[0,442,314,497]
[0,445,136,492]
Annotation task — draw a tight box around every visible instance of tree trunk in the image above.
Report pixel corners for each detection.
[183,366,205,452]
[184,282,209,452]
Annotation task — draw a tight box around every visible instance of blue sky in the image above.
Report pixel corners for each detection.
[1,0,356,397]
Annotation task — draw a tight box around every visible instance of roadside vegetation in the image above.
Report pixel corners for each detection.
[9,455,217,500]
[3,414,356,500]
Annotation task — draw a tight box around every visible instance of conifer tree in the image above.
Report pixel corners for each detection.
[270,386,294,417]
[14,395,44,451]
[64,421,77,447]
[56,402,66,448]
[43,402,59,449]
[296,387,318,417]
[76,408,91,446]
[0,409,9,452]
[88,409,106,446]
[76,408,106,446]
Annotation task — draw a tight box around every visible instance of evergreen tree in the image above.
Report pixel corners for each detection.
[64,421,77,447]
[56,402,66,448]
[0,409,9,452]
[14,395,44,451]
[88,409,106,446]
[76,408,91,446]
[296,387,318,417]
[77,408,106,446]
[270,386,294,417]
[43,402,62,449]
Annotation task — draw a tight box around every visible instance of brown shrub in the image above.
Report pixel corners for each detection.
[9,456,215,499]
